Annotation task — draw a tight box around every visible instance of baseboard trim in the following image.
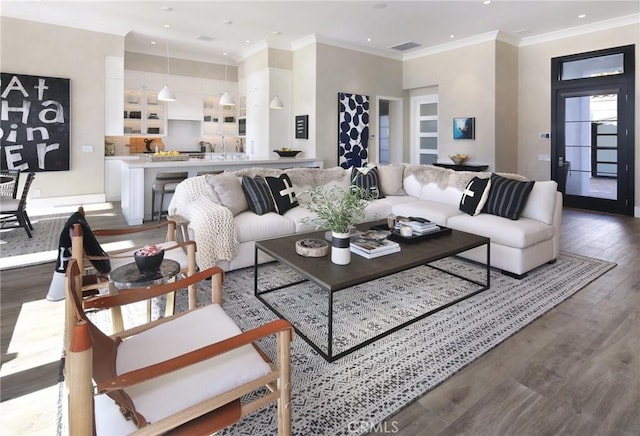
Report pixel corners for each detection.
[27,193,106,210]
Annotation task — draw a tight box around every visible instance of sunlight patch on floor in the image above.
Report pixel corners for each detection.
[1,299,64,377]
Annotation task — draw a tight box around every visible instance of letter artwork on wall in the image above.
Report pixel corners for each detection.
[1,72,70,171]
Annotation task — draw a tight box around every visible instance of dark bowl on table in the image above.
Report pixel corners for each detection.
[134,250,164,273]
[273,150,301,157]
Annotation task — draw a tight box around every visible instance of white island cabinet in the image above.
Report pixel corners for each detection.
[119,156,323,225]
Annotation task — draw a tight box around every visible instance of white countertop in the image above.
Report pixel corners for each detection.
[116,154,322,169]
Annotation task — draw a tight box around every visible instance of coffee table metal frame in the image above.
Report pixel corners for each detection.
[254,223,490,362]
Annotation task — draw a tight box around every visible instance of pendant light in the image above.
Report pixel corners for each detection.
[269,49,284,109]
[219,53,235,106]
[158,24,176,102]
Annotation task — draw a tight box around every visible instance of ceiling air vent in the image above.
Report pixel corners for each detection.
[197,35,215,42]
[390,41,421,51]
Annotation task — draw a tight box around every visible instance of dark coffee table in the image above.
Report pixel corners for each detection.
[254,222,490,362]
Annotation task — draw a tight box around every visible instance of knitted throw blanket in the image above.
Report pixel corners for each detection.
[168,176,238,269]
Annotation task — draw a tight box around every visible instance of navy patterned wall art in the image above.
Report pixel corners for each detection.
[338,92,369,168]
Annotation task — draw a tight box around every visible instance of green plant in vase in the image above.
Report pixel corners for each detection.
[298,184,376,264]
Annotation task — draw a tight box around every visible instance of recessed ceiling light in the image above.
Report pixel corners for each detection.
[163,24,171,28]
[197,35,215,42]
[372,2,387,9]
[483,1,491,5]
[161,6,173,12]
[273,31,282,35]
[150,41,157,45]
[578,14,587,19]
[367,37,372,42]
[223,20,232,25]
[450,34,455,39]
[245,40,252,44]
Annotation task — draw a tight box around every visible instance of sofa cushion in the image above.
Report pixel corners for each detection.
[234,210,296,242]
[421,183,463,206]
[206,173,248,216]
[391,200,464,227]
[351,166,384,199]
[362,196,420,223]
[459,176,491,216]
[447,213,554,249]
[377,165,406,196]
[242,176,275,215]
[483,174,535,220]
[520,180,558,225]
[265,174,299,215]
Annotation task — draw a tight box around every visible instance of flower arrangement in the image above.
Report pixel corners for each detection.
[298,184,375,233]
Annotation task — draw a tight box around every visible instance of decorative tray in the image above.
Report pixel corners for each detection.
[147,155,190,162]
[370,223,452,243]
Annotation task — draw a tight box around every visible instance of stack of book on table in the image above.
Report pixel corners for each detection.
[350,238,401,259]
[402,218,440,235]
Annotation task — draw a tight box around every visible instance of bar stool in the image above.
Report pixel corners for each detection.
[150,172,188,223]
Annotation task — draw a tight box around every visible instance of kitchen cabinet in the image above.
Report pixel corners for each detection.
[104,56,124,136]
[123,89,166,136]
[202,95,238,137]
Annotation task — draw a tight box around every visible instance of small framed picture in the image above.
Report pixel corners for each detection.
[295,115,309,139]
[453,117,475,140]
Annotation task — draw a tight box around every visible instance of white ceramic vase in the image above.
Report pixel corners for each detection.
[331,231,351,265]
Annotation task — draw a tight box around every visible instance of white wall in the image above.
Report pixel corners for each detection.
[1,17,123,201]
[403,41,498,170]
[314,43,403,168]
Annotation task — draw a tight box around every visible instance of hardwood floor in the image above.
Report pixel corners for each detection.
[1,206,638,435]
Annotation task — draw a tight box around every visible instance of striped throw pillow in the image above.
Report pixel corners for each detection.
[241,175,275,215]
[351,166,384,199]
[483,174,535,220]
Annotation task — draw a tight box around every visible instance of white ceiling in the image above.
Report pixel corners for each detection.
[2,1,639,64]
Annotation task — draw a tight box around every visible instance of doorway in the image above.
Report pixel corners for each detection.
[551,45,635,215]
[376,96,403,164]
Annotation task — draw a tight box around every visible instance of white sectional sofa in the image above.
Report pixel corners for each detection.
[168,164,562,278]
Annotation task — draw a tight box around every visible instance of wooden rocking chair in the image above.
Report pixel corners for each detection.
[65,259,294,435]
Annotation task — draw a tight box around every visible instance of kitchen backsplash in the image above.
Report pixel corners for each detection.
[105,135,244,155]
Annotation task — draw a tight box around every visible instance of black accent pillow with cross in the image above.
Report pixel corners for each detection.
[459,176,492,216]
[265,174,299,214]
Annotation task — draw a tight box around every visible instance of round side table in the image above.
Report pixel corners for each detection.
[108,259,181,331]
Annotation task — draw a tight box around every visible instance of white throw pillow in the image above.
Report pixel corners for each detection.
[377,165,406,196]
[520,180,558,224]
[206,173,248,216]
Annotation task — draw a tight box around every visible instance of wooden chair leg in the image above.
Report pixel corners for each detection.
[68,321,95,435]
[108,282,125,333]
[277,329,292,436]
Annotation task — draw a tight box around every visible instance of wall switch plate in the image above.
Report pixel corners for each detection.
[539,132,551,140]
[82,145,94,153]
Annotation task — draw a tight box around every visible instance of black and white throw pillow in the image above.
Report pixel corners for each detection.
[351,165,384,199]
[241,175,275,215]
[483,173,535,220]
[265,174,299,214]
[459,177,491,216]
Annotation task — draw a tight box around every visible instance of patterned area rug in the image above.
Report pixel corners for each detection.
[82,252,614,436]
[0,213,68,270]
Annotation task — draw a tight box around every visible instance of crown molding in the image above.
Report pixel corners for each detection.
[519,14,639,47]
[402,31,502,61]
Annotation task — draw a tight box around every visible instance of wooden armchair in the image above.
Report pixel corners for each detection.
[65,259,294,435]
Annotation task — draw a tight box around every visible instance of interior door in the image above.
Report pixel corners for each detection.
[553,87,630,214]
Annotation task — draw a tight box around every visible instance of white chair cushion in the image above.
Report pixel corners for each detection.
[116,304,271,424]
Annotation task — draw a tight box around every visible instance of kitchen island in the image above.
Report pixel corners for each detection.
[117,154,324,225]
